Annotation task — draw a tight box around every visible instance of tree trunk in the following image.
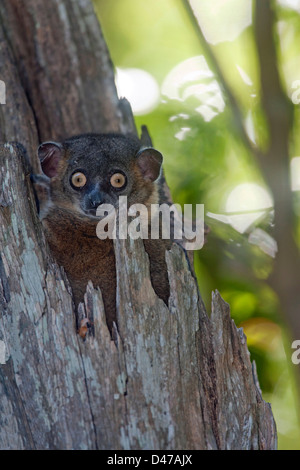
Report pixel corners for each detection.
[0,0,276,450]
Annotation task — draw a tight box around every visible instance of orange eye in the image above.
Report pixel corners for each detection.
[110,173,126,189]
[71,172,87,188]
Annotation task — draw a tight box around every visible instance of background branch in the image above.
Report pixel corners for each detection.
[254,0,300,346]
[184,0,300,349]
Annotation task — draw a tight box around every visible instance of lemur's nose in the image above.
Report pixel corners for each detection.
[89,190,105,208]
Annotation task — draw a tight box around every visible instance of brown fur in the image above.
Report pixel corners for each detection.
[34,133,171,333]
[43,210,117,330]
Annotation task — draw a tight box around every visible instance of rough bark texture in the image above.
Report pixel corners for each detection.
[0,0,276,450]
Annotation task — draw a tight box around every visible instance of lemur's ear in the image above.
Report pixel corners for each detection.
[38,141,63,178]
[136,147,163,182]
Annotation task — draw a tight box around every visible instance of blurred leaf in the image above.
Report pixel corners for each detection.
[241,317,283,352]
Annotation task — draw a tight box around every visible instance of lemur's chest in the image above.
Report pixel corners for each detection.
[43,211,115,281]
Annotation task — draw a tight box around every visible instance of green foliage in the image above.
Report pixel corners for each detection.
[94,0,300,449]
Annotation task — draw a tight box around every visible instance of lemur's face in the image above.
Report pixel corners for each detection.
[38,134,162,221]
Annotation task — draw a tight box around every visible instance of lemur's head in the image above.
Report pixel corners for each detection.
[38,133,163,221]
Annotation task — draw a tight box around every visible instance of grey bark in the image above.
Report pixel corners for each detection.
[0,0,276,450]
